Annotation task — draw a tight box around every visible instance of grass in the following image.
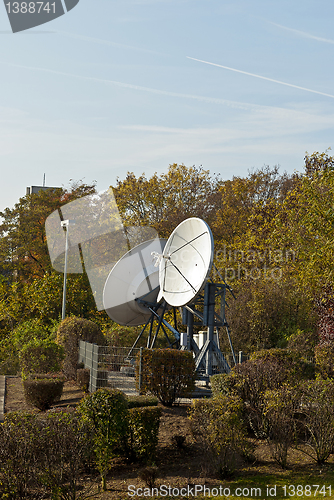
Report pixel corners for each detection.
[94,466,334,499]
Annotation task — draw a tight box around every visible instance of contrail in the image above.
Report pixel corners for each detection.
[270,22,334,45]
[0,61,266,110]
[187,56,334,99]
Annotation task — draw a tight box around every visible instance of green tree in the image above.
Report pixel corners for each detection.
[0,181,96,282]
[78,389,129,490]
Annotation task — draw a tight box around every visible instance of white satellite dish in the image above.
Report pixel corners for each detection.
[158,218,214,307]
[103,238,166,326]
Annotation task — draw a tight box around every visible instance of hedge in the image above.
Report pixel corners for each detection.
[126,406,162,462]
[137,348,195,406]
[23,375,65,411]
[126,395,158,408]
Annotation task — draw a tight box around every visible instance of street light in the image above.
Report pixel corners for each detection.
[61,219,75,320]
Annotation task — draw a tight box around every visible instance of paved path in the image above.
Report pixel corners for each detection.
[0,376,5,422]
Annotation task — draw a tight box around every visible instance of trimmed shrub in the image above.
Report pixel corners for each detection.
[78,388,128,491]
[56,317,106,380]
[0,409,94,499]
[76,368,90,393]
[38,410,94,499]
[127,395,158,409]
[189,395,250,478]
[126,406,162,462]
[19,338,64,379]
[23,375,65,411]
[138,348,196,406]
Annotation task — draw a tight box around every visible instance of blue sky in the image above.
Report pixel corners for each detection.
[1,0,334,213]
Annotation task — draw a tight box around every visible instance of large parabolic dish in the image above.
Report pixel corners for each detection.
[103,238,166,326]
[158,218,214,307]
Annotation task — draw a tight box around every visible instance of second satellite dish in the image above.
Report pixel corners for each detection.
[158,218,214,307]
[103,238,166,326]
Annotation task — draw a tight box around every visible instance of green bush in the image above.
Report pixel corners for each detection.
[189,395,251,478]
[126,406,162,462]
[23,375,65,411]
[78,388,128,491]
[56,317,106,380]
[76,368,90,393]
[19,338,64,379]
[0,318,60,376]
[0,338,20,375]
[138,348,196,406]
[126,395,158,408]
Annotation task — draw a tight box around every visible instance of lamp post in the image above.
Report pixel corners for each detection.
[61,219,75,320]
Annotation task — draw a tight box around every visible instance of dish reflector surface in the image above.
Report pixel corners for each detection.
[103,238,166,326]
[158,218,214,307]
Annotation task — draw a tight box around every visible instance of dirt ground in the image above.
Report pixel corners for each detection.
[4,377,331,499]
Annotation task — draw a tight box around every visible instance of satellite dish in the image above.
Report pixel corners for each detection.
[103,238,166,326]
[158,218,214,307]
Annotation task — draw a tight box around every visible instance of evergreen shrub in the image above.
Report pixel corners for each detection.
[138,348,195,406]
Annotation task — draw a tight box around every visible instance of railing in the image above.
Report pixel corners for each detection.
[78,341,249,394]
[78,342,140,394]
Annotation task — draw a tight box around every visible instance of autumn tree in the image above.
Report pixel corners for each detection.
[0,181,105,337]
[112,164,221,238]
[0,181,96,282]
